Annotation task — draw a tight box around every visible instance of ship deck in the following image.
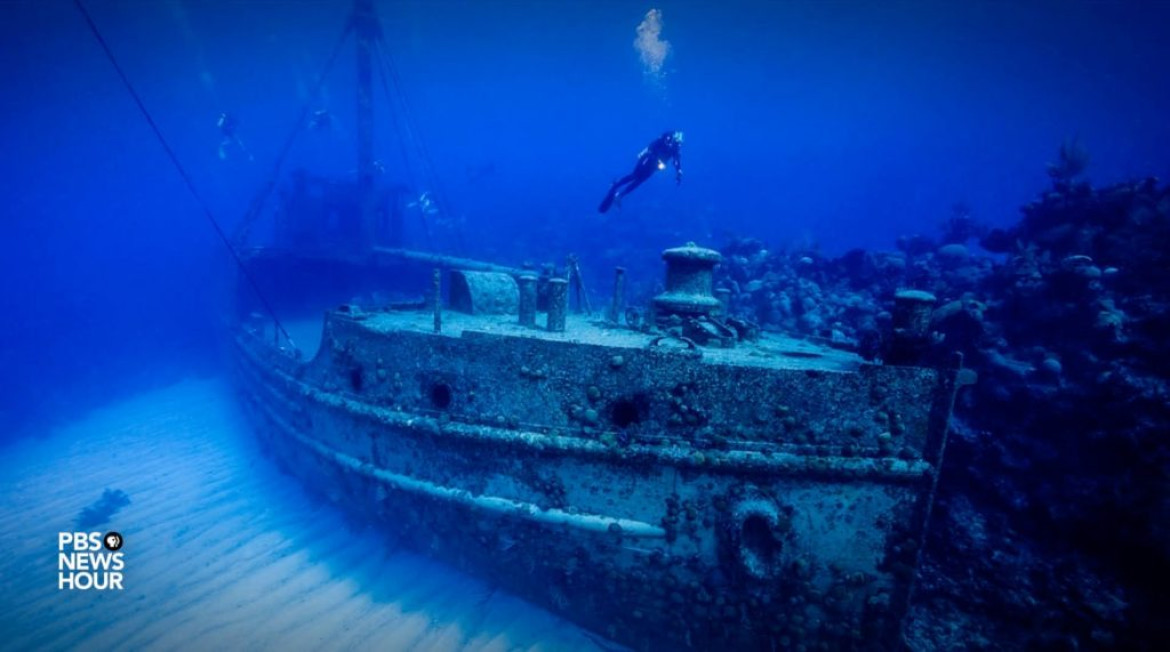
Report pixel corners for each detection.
[336,309,866,373]
[278,310,863,372]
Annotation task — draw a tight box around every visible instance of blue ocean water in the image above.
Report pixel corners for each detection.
[2,0,1169,648]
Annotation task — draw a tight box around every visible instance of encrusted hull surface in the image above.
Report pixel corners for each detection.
[233,309,960,651]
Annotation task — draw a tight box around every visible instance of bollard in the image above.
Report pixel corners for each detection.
[607,267,626,324]
[518,274,537,327]
[432,268,442,333]
[887,289,936,365]
[652,242,722,322]
[546,278,568,332]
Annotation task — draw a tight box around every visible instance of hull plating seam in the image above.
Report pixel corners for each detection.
[235,334,933,482]
[252,386,667,538]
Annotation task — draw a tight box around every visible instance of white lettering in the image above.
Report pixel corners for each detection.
[56,533,127,591]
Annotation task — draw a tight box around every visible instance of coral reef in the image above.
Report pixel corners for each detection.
[715,163,1170,648]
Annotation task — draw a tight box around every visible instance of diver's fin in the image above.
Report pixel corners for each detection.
[599,186,618,213]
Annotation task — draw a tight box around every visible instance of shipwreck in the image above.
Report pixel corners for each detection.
[227,1,971,649]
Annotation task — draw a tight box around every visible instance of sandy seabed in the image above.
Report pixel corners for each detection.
[0,379,607,651]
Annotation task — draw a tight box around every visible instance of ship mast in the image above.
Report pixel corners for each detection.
[352,0,380,251]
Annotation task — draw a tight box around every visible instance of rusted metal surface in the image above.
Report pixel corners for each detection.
[653,243,723,321]
[234,295,962,650]
[448,270,518,315]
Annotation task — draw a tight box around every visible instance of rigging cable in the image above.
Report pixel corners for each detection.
[233,21,352,245]
[371,41,432,248]
[72,0,295,348]
[373,39,467,255]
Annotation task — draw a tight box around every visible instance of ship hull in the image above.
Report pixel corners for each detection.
[232,308,961,651]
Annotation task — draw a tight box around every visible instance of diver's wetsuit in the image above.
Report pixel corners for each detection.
[599,131,683,213]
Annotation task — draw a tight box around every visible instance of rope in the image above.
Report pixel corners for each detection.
[73,0,295,349]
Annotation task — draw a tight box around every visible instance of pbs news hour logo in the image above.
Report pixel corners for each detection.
[58,531,125,590]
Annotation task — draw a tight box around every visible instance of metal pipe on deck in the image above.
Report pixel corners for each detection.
[373,247,525,276]
[607,267,626,324]
[518,274,537,327]
[432,268,442,333]
[546,278,568,332]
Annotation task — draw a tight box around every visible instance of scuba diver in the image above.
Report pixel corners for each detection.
[599,130,683,213]
[309,108,333,131]
[408,191,439,216]
[217,112,253,161]
[309,108,350,140]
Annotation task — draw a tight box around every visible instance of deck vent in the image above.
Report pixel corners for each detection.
[449,270,518,315]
